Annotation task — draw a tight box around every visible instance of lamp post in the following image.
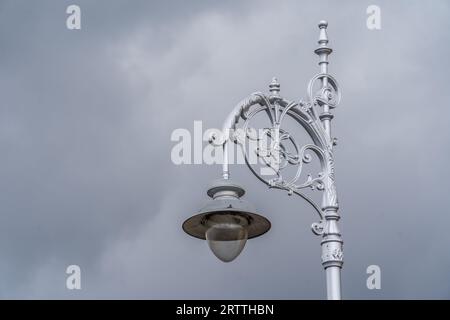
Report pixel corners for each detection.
[182,21,343,300]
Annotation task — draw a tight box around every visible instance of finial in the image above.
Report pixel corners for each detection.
[318,20,328,29]
[318,20,329,46]
[315,20,332,56]
[269,77,280,95]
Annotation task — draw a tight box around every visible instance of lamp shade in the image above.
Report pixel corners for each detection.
[182,179,271,240]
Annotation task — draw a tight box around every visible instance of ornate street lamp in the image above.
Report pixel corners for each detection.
[182,21,343,299]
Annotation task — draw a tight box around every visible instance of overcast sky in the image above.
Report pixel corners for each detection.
[0,0,449,299]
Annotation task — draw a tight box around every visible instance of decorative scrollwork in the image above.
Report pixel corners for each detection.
[224,94,327,228]
[311,220,325,236]
[236,94,328,196]
[307,73,341,109]
[213,75,340,236]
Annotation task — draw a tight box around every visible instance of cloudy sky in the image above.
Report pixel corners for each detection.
[0,0,449,299]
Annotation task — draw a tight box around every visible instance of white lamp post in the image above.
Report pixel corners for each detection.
[183,21,343,300]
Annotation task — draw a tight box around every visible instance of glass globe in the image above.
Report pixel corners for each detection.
[205,223,248,262]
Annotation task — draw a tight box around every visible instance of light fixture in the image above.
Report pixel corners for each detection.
[181,21,345,299]
[182,179,271,262]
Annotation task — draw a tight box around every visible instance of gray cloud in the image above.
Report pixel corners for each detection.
[0,0,449,299]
